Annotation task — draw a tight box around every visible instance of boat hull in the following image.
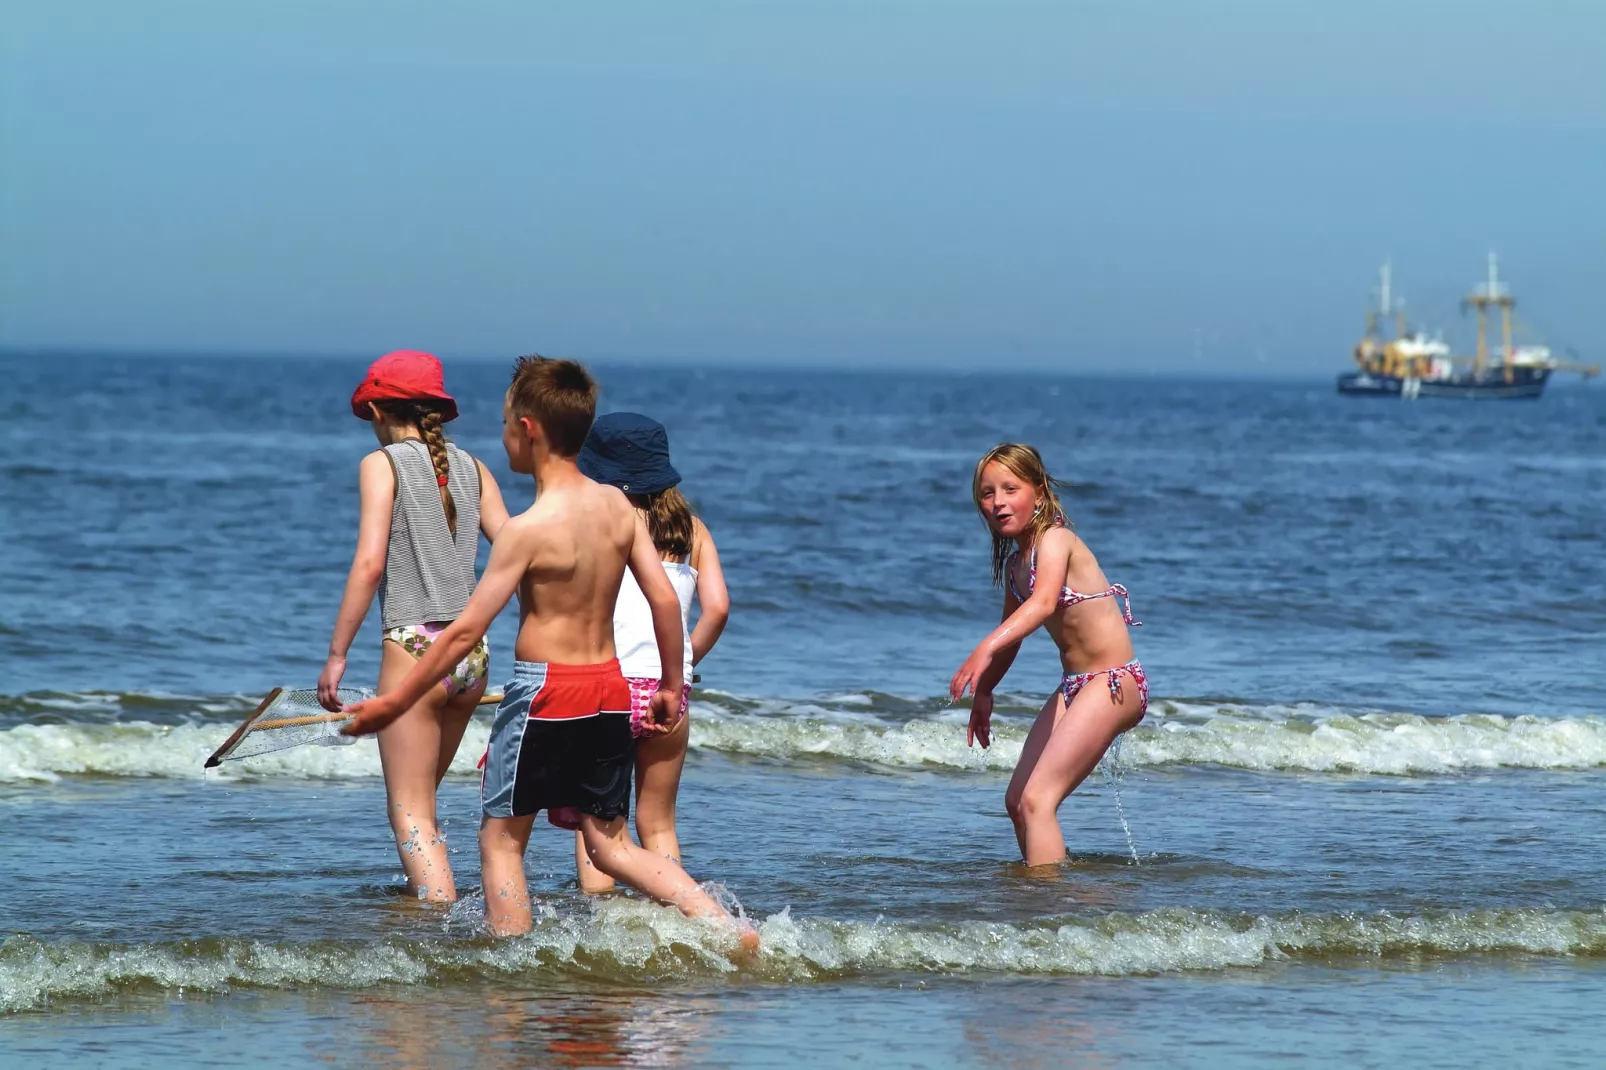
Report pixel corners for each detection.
[1336,368,1549,400]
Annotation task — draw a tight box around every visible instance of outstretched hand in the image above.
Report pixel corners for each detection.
[340,695,405,737]
[967,692,994,749]
[949,645,993,703]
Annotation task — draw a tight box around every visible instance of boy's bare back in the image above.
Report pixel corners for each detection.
[499,475,639,667]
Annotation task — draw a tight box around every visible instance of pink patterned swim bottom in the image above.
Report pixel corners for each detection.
[626,676,692,738]
[1060,659,1148,717]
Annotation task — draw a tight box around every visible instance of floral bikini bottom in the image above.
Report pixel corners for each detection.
[383,621,490,697]
[1060,659,1149,717]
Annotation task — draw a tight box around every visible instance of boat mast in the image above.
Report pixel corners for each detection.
[1381,261,1406,338]
[1463,252,1514,381]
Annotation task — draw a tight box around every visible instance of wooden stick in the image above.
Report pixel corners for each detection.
[250,711,351,730]
[204,687,282,769]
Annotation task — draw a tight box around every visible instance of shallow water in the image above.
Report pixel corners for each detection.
[3,353,1605,1065]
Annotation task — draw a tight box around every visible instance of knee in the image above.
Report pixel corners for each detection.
[478,821,520,860]
[1015,788,1058,824]
[634,803,674,839]
[389,803,439,839]
[1005,791,1025,825]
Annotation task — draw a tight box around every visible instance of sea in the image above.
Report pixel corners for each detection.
[3,352,1605,1068]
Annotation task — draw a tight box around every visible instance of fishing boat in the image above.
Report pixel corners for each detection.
[1337,255,1597,399]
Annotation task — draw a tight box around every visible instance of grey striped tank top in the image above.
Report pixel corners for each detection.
[379,440,482,631]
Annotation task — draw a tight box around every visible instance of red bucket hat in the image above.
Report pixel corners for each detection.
[350,350,459,422]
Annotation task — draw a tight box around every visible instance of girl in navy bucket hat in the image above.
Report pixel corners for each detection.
[572,412,730,891]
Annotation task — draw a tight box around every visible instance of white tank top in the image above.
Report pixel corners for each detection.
[614,560,697,681]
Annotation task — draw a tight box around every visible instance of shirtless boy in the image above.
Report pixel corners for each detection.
[344,356,749,942]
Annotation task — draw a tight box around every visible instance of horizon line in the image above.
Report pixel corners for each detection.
[0,344,1338,383]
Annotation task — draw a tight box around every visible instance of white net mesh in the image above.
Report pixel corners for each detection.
[206,687,373,766]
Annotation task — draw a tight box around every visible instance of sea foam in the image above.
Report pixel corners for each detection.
[2,694,1604,782]
[6,901,1605,1013]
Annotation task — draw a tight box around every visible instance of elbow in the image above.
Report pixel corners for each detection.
[702,593,731,627]
[352,555,386,587]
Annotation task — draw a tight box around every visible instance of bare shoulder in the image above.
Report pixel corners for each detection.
[495,507,545,544]
[359,449,392,473]
[1039,524,1079,559]
[689,516,714,565]
[1058,527,1102,573]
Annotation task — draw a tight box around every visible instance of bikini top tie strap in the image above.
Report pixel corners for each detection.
[1108,583,1141,627]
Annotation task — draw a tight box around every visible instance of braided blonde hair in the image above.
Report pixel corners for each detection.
[379,401,457,534]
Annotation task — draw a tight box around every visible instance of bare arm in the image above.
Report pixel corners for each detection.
[342,517,533,734]
[317,452,394,711]
[688,519,728,666]
[963,585,1022,749]
[629,511,685,694]
[974,527,1075,663]
[949,528,1072,700]
[477,459,510,541]
[974,585,1023,696]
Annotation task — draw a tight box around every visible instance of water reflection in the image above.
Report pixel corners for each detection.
[347,986,713,1068]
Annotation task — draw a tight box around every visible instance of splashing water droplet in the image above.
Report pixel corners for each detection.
[1098,736,1140,865]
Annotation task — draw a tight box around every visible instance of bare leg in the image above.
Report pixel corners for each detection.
[435,678,485,785]
[376,640,457,901]
[1004,693,1061,860]
[479,814,536,936]
[575,712,691,895]
[579,814,740,927]
[634,712,689,860]
[575,827,613,894]
[1014,681,1144,867]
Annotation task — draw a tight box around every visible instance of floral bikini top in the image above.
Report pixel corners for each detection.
[1005,546,1141,626]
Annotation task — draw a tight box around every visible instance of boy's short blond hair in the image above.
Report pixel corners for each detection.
[508,356,599,457]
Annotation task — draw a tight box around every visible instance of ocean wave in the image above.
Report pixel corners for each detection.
[2,693,1605,781]
[6,902,1606,1013]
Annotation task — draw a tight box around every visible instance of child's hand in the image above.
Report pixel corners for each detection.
[967,692,994,749]
[645,688,682,734]
[317,656,347,712]
[949,646,993,701]
[341,695,403,737]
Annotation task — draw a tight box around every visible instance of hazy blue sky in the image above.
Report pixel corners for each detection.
[3,1,1602,372]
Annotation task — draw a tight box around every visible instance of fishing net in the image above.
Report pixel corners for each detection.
[204,687,372,767]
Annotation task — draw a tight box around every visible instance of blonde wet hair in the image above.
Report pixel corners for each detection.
[971,443,1071,586]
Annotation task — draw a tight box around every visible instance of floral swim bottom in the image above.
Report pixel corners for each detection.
[1060,659,1149,717]
[383,621,490,697]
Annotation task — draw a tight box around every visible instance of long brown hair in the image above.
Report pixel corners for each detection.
[971,442,1071,586]
[378,400,458,534]
[634,486,695,562]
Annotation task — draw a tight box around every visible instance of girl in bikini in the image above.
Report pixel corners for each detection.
[317,350,509,901]
[571,412,730,892]
[950,443,1146,867]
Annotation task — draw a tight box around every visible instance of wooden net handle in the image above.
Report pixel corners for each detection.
[253,691,505,730]
[204,687,282,768]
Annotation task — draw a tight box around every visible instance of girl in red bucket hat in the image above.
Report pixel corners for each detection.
[319,350,510,903]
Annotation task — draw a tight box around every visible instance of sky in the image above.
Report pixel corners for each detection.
[2,1,1603,373]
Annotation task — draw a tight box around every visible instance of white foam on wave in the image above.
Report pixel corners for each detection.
[689,702,1606,777]
[6,901,1605,1013]
[0,721,492,783]
[3,700,1605,782]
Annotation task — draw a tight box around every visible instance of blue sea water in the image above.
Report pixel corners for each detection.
[3,352,1606,1067]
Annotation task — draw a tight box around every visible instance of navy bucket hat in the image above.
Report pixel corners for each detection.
[577,412,682,495]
